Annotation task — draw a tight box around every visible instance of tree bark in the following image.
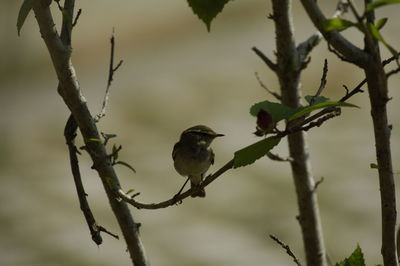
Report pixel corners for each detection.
[271,1,327,265]
[31,1,149,265]
[300,0,398,264]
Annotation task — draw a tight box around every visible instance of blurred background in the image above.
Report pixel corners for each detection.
[1,0,399,265]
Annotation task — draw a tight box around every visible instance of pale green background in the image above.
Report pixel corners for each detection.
[1,1,399,265]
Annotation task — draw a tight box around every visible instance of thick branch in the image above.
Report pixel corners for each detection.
[32,1,149,265]
[296,0,349,67]
[363,1,397,265]
[272,1,327,266]
[300,0,369,68]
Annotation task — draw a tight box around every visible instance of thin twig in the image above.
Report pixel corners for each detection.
[118,159,234,209]
[252,46,277,72]
[269,234,302,266]
[266,152,293,162]
[310,59,328,105]
[72,9,82,28]
[98,226,119,240]
[64,115,118,244]
[255,72,281,100]
[312,177,325,193]
[95,30,124,122]
[339,79,366,102]
[54,0,63,11]
[386,67,400,78]
[291,108,341,133]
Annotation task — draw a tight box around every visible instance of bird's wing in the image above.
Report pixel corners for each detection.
[210,148,215,165]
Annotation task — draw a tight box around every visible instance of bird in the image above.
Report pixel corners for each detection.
[172,125,224,197]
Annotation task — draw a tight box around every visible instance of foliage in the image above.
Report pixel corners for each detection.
[233,96,358,169]
[233,137,281,168]
[335,245,366,266]
[187,0,231,31]
[16,0,33,36]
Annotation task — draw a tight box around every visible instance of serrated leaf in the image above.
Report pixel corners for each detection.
[17,0,33,36]
[367,22,399,58]
[375,17,388,30]
[187,0,230,31]
[366,0,400,12]
[250,101,297,123]
[233,137,281,168]
[288,101,359,121]
[115,161,136,173]
[335,245,365,266]
[323,18,357,31]
[305,95,330,105]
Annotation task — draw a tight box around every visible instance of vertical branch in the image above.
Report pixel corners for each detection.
[363,1,398,265]
[300,0,398,265]
[31,0,149,265]
[270,1,327,266]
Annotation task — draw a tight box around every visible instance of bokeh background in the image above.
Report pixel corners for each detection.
[1,1,399,265]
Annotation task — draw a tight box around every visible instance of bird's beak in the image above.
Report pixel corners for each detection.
[215,133,224,137]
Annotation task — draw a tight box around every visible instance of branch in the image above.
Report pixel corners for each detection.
[72,8,82,28]
[252,46,277,72]
[271,1,327,265]
[266,152,293,162]
[255,72,281,100]
[64,114,118,245]
[362,1,398,265]
[119,159,234,209]
[120,96,343,211]
[31,1,149,265]
[95,30,123,122]
[309,59,328,105]
[300,0,369,68]
[312,177,324,193]
[269,234,302,266]
[296,0,349,67]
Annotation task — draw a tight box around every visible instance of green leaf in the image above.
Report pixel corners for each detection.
[366,0,400,12]
[17,0,33,36]
[126,188,135,195]
[375,17,388,30]
[250,101,297,123]
[187,0,230,31]
[288,102,359,121]
[115,161,136,173]
[304,95,330,105]
[367,22,399,58]
[87,138,102,142]
[233,137,281,168]
[335,245,365,266]
[323,18,357,32]
[370,163,378,169]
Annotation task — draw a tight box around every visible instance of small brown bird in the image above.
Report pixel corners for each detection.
[172,125,224,197]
